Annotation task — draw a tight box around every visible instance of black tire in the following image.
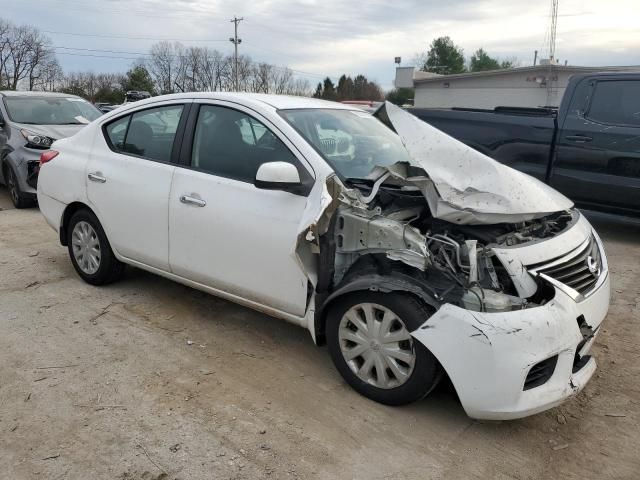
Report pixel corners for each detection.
[67,209,125,285]
[327,291,441,406]
[4,163,34,209]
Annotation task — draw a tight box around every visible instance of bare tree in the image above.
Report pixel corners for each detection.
[147,41,180,94]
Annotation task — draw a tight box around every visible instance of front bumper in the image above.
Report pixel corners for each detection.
[8,147,42,195]
[411,243,610,420]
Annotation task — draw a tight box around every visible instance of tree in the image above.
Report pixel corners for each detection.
[469,48,501,72]
[418,36,465,75]
[386,87,414,106]
[336,74,354,100]
[0,20,56,90]
[320,77,336,100]
[500,59,515,69]
[122,65,155,94]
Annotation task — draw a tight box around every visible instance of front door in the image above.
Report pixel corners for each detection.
[168,103,313,316]
[552,78,640,214]
[87,102,187,270]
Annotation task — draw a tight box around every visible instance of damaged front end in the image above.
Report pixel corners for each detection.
[294,102,610,419]
[316,170,575,320]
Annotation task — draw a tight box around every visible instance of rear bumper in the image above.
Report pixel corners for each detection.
[37,191,66,235]
[411,243,610,420]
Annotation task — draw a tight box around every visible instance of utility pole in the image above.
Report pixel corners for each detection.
[229,16,243,91]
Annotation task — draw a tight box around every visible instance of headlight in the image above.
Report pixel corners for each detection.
[20,129,55,149]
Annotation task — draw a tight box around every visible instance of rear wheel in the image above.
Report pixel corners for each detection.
[4,164,33,209]
[327,292,441,406]
[67,209,124,285]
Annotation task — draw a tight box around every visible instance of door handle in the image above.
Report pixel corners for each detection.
[88,172,106,183]
[180,194,206,207]
[565,135,593,143]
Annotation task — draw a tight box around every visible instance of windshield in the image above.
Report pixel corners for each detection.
[279,108,412,179]
[3,96,102,125]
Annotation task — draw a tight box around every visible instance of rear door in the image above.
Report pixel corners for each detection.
[87,101,190,270]
[552,77,640,214]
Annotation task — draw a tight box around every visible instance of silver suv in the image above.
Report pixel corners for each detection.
[0,91,102,208]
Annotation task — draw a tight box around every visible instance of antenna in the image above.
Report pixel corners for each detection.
[549,0,558,62]
[545,0,559,105]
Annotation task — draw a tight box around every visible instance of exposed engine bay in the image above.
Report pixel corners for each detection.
[317,175,575,315]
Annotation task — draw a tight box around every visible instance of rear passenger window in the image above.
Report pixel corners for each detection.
[105,116,130,150]
[587,81,640,127]
[191,105,298,183]
[105,105,184,162]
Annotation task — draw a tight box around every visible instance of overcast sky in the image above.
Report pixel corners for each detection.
[4,0,640,89]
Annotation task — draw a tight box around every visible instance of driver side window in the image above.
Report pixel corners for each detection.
[191,105,298,183]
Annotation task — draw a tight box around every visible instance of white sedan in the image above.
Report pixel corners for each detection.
[37,93,610,419]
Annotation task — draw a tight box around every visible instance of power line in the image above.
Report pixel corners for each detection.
[55,46,151,56]
[54,52,142,60]
[42,30,228,43]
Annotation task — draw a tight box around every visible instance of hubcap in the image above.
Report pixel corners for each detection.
[71,221,101,275]
[338,303,416,389]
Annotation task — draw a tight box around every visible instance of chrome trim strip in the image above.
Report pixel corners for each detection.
[528,235,591,274]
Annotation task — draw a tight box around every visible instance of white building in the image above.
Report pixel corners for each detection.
[396,65,640,109]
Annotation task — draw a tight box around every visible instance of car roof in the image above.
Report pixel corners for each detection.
[116,92,360,112]
[0,91,82,99]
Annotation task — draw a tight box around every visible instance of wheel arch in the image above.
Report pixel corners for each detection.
[60,201,95,246]
[313,271,442,346]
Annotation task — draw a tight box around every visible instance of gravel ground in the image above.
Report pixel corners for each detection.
[0,188,639,480]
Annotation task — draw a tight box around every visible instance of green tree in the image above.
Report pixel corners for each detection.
[386,87,414,106]
[500,59,515,69]
[122,65,155,94]
[419,36,465,75]
[469,48,501,72]
[336,74,354,100]
[313,82,323,98]
[320,77,336,100]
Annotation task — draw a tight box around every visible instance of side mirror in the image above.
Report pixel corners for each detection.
[255,161,303,194]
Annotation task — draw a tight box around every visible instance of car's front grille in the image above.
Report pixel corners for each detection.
[527,235,602,296]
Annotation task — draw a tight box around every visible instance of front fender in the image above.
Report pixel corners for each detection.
[313,272,441,343]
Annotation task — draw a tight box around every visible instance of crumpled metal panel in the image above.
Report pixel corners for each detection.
[382,102,574,225]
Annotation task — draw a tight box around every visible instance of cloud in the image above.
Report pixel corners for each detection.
[6,0,640,90]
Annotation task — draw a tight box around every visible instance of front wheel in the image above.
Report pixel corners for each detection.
[326,292,441,406]
[5,164,33,209]
[67,209,124,285]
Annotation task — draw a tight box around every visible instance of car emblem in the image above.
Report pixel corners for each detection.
[587,255,600,277]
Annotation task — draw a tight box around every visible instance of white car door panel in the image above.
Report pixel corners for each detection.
[87,151,175,270]
[169,169,309,316]
[168,102,313,317]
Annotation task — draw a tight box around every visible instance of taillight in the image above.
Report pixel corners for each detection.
[40,150,59,165]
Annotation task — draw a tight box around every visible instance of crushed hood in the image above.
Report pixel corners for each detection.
[375,102,573,225]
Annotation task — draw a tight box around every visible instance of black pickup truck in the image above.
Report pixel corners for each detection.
[410,72,640,216]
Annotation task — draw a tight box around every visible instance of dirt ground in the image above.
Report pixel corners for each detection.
[0,188,638,480]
